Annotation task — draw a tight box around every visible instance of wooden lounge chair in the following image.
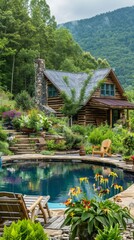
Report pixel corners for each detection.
[92,139,112,157]
[0,192,51,233]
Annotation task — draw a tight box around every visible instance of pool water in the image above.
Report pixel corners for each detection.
[0,161,134,205]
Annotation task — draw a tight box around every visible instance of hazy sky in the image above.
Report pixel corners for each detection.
[46,0,134,24]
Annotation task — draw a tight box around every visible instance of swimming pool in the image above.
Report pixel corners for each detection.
[0,161,134,206]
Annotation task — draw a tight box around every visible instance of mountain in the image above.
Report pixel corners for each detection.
[60,7,134,88]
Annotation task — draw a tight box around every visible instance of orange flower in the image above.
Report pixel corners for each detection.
[82,199,91,210]
[69,187,82,196]
[64,198,72,206]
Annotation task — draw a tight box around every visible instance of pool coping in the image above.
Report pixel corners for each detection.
[2,153,134,173]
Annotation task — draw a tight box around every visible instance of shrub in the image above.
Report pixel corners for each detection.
[0,141,11,155]
[0,126,7,141]
[95,224,122,240]
[63,126,83,149]
[123,133,134,156]
[15,90,34,111]
[46,139,66,150]
[12,117,21,130]
[88,124,127,154]
[71,124,87,136]
[17,110,52,132]
[0,219,48,240]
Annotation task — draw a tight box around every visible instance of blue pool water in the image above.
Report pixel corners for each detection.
[0,161,134,206]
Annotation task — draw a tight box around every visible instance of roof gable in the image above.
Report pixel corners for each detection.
[44,68,125,105]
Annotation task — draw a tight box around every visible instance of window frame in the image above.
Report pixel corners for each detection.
[101,83,115,96]
[48,85,58,97]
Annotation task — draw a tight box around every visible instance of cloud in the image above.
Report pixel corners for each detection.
[47,0,134,23]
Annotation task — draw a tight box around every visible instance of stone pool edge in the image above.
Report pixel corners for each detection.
[2,153,134,173]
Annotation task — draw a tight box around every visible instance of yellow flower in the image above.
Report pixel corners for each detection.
[70,212,75,217]
[112,183,119,189]
[79,177,89,183]
[103,208,110,214]
[69,187,82,196]
[109,172,118,178]
[118,185,123,191]
[100,177,109,184]
[95,174,103,180]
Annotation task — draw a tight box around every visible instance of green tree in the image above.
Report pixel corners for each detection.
[61,74,92,126]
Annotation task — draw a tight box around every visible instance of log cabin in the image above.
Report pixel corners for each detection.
[35,59,134,127]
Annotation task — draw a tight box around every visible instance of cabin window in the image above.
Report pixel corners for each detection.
[48,85,58,97]
[101,84,115,96]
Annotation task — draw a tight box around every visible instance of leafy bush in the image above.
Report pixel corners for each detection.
[0,141,11,155]
[62,126,83,149]
[15,90,34,111]
[46,140,66,150]
[0,126,7,141]
[71,124,87,136]
[15,110,52,132]
[88,124,127,154]
[95,224,122,240]
[0,219,48,240]
[123,133,134,156]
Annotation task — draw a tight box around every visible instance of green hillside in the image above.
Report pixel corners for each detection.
[61,7,134,88]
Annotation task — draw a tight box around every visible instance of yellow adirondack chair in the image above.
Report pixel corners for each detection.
[92,139,112,157]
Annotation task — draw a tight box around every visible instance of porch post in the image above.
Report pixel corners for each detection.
[127,109,130,128]
[110,109,112,127]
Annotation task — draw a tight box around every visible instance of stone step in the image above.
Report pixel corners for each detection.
[15,135,29,138]
[15,144,36,148]
[16,138,39,144]
[15,151,36,155]
[15,148,37,153]
[4,129,26,135]
[9,146,18,151]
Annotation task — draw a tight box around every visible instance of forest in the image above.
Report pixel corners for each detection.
[0,0,109,96]
[62,6,134,89]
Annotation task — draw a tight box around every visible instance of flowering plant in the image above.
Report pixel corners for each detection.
[2,110,21,122]
[63,173,133,240]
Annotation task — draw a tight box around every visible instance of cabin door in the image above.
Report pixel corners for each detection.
[112,109,120,126]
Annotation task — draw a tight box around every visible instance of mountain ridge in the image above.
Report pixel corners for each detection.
[61,6,134,88]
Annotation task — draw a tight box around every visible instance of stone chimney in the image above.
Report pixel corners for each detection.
[34,59,47,110]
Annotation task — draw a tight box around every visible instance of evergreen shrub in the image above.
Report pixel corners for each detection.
[15,90,34,111]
